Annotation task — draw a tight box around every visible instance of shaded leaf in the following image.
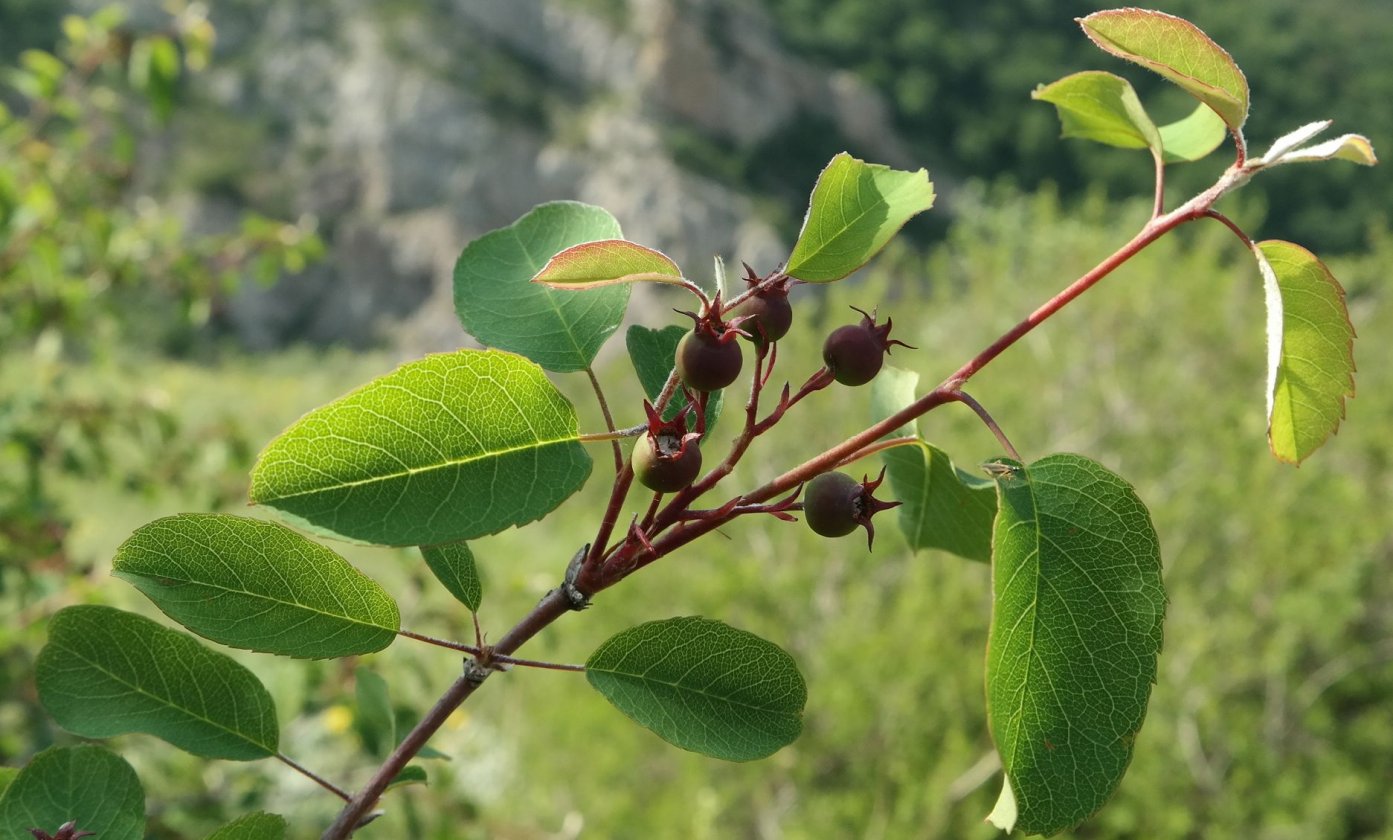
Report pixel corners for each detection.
[586,616,806,762]
[38,606,279,760]
[1158,103,1227,163]
[984,455,1165,836]
[869,368,996,562]
[112,514,399,659]
[625,324,724,435]
[420,541,482,611]
[354,668,394,759]
[0,746,144,840]
[206,812,287,840]
[1079,9,1248,131]
[1031,71,1160,152]
[454,201,630,372]
[1253,241,1357,464]
[385,766,428,792]
[532,239,685,289]
[785,153,935,282]
[250,349,591,546]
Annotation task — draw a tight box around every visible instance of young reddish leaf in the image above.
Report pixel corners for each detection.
[786,152,935,283]
[1252,241,1357,464]
[1158,103,1227,163]
[532,239,685,289]
[1079,9,1248,132]
[1031,71,1161,153]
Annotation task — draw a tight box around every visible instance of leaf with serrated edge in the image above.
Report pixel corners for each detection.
[0,746,144,840]
[625,324,723,434]
[586,616,806,762]
[420,541,482,611]
[1159,103,1227,163]
[113,514,399,659]
[1252,241,1356,464]
[250,349,591,547]
[206,812,287,840]
[1079,9,1248,131]
[985,455,1165,835]
[870,368,997,562]
[786,152,935,283]
[532,239,685,289]
[1032,71,1161,152]
[454,201,630,373]
[38,606,279,760]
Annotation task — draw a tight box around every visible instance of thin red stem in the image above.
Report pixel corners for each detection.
[949,391,1022,461]
[277,753,351,802]
[584,365,623,473]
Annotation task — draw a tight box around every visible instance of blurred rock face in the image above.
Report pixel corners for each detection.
[188,0,911,352]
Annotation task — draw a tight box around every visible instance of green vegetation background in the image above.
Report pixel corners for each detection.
[3,1,1391,837]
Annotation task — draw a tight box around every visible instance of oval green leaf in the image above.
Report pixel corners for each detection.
[1253,241,1357,464]
[38,606,279,760]
[870,368,996,562]
[586,616,807,762]
[112,514,400,659]
[420,541,482,611]
[354,667,394,759]
[984,455,1165,836]
[454,201,631,373]
[1159,102,1228,163]
[532,239,685,289]
[1079,9,1248,132]
[249,349,592,546]
[785,152,935,283]
[206,812,287,840]
[625,324,723,435]
[0,768,15,800]
[385,765,429,792]
[0,746,144,840]
[1031,71,1160,153]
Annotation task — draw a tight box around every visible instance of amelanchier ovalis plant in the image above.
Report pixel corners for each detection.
[12,9,1376,838]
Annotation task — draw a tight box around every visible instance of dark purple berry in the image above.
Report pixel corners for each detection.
[732,264,794,344]
[822,306,913,386]
[675,301,745,391]
[802,468,901,549]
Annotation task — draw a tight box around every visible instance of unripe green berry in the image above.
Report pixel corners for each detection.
[632,427,703,493]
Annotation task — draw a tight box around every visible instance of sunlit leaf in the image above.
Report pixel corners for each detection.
[1252,241,1357,464]
[1158,103,1227,163]
[113,514,399,659]
[250,349,591,546]
[420,541,482,611]
[38,606,279,760]
[206,812,287,840]
[586,616,806,762]
[1031,71,1160,152]
[785,153,935,282]
[454,201,630,372]
[0,746,144,840]
[625,324,723,434]
[1079,9,1248,131]
[532,239,685,289]
[984,455,1164,836]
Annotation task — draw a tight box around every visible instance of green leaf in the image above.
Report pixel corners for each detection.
[1079,9,1248,132]
[250,349,592,546]
[0,746,144,840]
[1253,241,1357,464]
[354,668,394,759]
[984,455,1165,836]
[0,767,16,800]
[206,812,287,840]
[453,201,630,373]
[1158,103,1228,163]
[1031,71,1160,152]
[532,239,685,289]
[870,368,996,562]
[112,514,400,659]
[420,541,482,611]
[785,152,935,283]
[586,616,806,762]
[625,324,723,435]
[37,606,279,760]
[385,765,428,792]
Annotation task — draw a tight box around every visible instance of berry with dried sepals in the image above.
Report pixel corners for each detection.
[676,296,745,391]
[802,468,901,549]
[632,400,703,493]
[731,263,793,345]
[822,306,914,386]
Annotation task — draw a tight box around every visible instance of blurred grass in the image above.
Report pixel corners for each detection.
[26,184,1393,838]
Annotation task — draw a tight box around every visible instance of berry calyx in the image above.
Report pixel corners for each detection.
[631,400,703,493]
[802,468,901,549]
[675,298,745,391]
[731,263,793,345]
[821,306,914,386]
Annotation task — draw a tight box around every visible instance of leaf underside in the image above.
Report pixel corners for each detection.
[0,746,145,840]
